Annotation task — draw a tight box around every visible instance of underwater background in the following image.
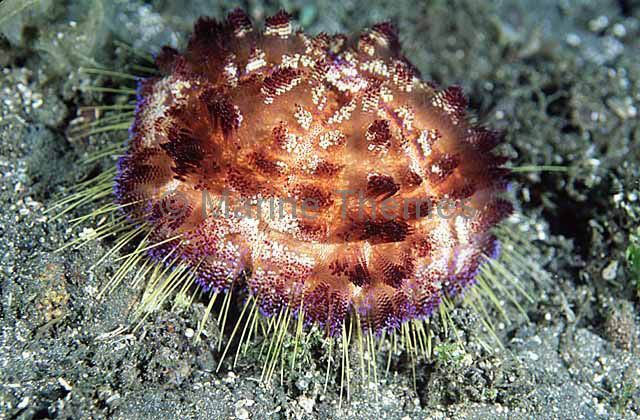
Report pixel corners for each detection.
[0,0,639,418]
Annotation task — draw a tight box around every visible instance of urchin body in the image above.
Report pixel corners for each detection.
[114,9,511,336]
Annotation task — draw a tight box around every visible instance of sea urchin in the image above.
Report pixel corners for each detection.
[112,8,512,338]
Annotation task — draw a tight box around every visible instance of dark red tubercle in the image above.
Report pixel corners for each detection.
[440,85,468,118]
[264,10,293,33]
[227,8,252,36]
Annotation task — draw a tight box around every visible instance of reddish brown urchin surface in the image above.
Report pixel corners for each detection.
[114,9,511,335]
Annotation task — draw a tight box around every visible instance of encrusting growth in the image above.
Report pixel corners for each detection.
[113,9,512,337]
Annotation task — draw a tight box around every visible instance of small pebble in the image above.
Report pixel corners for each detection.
[235,407,249,419]
[602,260,618,280]
[184,328,194,338]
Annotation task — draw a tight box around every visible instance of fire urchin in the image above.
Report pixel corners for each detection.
[114,8,511,336]
[56,9,545,389]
